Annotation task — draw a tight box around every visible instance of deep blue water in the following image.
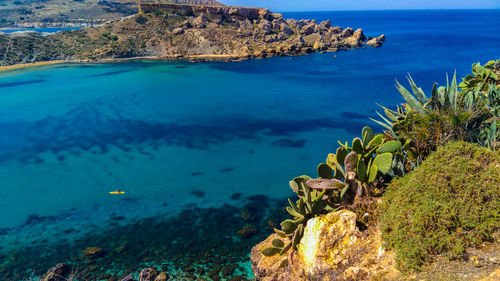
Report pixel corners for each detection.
[0,9,499,279]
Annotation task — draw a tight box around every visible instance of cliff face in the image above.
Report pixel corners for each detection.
[139,3,273,21]
[0,3,385,66]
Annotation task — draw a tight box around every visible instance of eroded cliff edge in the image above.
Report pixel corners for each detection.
[0,3,385,66]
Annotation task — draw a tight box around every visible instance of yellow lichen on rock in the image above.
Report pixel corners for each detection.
[251,210,400,281]
[297,210,359,274]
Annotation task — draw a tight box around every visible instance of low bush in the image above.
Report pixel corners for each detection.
[135,15,148,25]
[379,141,500,272]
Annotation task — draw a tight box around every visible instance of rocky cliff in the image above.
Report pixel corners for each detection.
[251,210,500,281]
[251,210,399,281]
[0,3,385,66]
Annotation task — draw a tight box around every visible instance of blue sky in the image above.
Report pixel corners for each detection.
[221,0,500,11]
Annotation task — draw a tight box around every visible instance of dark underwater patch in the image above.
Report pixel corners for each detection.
[272,138,306,148]
[0,79,45,88]
[190,190,205,198]
[83,69,136,78]
[0,196,290,280]
[0,103,366,164]
[340,111,371,120]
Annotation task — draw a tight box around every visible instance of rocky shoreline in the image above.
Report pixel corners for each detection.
[0,3,385,67]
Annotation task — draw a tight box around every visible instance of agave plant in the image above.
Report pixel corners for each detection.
[373,71,499,158]
[372,73,461,132]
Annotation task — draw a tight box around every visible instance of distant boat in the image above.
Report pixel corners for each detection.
[109,189,125,195]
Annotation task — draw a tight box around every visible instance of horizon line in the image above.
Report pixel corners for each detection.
[269,7,500,13]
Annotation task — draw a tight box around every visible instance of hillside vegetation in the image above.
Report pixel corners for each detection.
[380,141,500,272]
[0,0,222,27]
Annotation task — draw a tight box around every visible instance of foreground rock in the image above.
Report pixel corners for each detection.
[40,263,71,281]
[251,210,399,281]
[0,3,385,66]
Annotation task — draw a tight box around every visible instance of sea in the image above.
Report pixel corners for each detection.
[0,9,499,280]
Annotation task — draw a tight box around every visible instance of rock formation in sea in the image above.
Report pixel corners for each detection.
[0,2,385,66]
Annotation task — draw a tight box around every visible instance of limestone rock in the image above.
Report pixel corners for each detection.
[251,210,399,281]
[352,28,366,41]
[172,27,184,35]
[82,247,105,258]
[153,272,168,281]
[258,9,270,19]
[366,34,385,47]
[341,27,354,38]
[179,20,192,29]
[272,12,284,20]
[313,41,326,51]
[139,267,158,281]
[300,23,316,35]
[286,19,298,28]
[271,19,281,30]
[205,9,222,23]
[277,32,289,41]
[343,37,361,48]
[192,13,208,28]
[120,275,136,281]
[41,263,71,281]
[259,19,272,34]
[319,19,332,30]
[239,18,252,29]
[264,34,278,43]
[280,23,293,35]
[478,268,500,281]
[240,30,253,37]
[328,26,343,35]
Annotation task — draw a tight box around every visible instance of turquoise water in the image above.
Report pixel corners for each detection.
[0,9,499,280]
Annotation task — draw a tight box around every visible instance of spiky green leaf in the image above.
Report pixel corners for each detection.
[395,79,425,114]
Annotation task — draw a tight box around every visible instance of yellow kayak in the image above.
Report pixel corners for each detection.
[109,190,125,194]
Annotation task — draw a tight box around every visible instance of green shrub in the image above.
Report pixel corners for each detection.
[379,141,500,272]
[135,15,148,25]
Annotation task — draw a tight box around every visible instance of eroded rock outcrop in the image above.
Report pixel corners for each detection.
[0,3,385,66]
[251,210,399,281]
[366,34,386,47]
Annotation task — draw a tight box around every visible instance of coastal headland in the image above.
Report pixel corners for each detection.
[0,2,385,68]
